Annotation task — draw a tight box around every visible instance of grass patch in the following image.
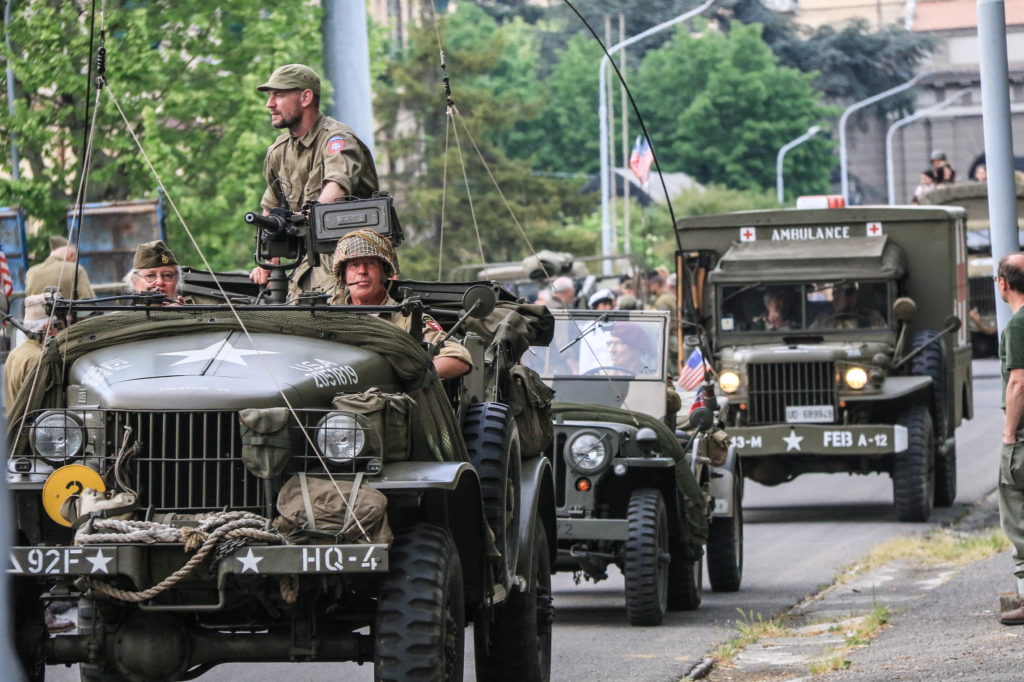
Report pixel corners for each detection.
[838,527,1009,582]
[711,610,790,664]
[807,605,890,675]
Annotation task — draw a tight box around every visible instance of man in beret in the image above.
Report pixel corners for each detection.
[25,235,95,300]
[250,64,379,299]
[330,229,470,379]
[126,240,185,304]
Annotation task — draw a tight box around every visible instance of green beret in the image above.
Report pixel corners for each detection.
[257,64,321,97]
[49,235,68,250]
[133,240,178,270]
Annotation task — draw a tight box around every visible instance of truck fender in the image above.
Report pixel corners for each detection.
[514,456,556,582]
[710,443,740,518]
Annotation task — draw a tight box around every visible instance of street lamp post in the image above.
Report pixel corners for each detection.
[598,0,717,274]
[776,125,822,204]
[885,88,970,205]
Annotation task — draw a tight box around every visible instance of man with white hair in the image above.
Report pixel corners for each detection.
[547,276,576,310]
[125,240,185,304]
[4,295,57,412]
[25,235,95,300]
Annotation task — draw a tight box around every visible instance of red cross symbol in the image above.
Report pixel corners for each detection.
[867,222,882,236]
[743,230,753,239]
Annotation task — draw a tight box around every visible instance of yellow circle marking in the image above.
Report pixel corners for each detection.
[42,465,105,528]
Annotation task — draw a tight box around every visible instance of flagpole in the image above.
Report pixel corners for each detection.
[619,13,630,257]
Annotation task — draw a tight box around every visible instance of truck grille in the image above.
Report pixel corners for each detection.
[103,410,379,514]
[747,361,837,426]
[969,276,996,315]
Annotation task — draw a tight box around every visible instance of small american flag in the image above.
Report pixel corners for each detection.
[629,135,654,186]
[0,250,13,296]
[678,348,705,391]
[688,384,705,414]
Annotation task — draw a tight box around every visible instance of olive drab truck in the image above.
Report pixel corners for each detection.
[675,201,973,522]
[7,197,557,682]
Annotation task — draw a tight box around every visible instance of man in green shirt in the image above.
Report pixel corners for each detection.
[24,235,95,300]
[249,64,379,299]
[996,252,1024,625]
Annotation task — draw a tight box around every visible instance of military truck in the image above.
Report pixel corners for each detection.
[919,181,1024,356]
[675,203,973,522]
[522,309,742,626]
[6,199,557,681]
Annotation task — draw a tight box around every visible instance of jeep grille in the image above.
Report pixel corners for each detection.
[747,361,837,426]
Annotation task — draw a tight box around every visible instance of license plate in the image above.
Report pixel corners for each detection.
[785,405,834,423]
[9,547,116,576]
[228,544,389,575]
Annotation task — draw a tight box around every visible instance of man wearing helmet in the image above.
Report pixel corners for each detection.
[330,229,471,379]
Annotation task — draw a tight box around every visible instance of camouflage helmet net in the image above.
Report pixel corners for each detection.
[331,229,399,280]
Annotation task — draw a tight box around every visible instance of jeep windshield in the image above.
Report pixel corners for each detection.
[523,312,666,379]
[718,280,893,334]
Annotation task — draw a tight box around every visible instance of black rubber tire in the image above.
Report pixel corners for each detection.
[463,403,522,585]
[934,442,958,507]
[474,520,553,682]
[375,524,465,682]
[706,481,743,592]
[893,404,935,522]
[623,489,669,626]
[12,577,46,682]
[909,329,955,507]
[666,544,702,611]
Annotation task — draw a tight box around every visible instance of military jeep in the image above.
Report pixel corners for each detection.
[6,204,557,681]
[676,203,973,522]
[522,309,742,626]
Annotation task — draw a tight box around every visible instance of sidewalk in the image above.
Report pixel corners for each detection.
[698,494,1023,681]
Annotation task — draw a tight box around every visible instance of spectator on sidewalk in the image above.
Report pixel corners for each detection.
[995,253,1024,625]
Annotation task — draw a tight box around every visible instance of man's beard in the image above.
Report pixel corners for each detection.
[272,112,299,130]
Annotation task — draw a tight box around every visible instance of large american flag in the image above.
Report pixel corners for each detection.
[678,348,705,391]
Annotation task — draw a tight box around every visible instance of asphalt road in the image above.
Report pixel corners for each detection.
[48,359,1004,681]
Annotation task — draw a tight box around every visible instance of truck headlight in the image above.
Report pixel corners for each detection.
[719,371,740,393]
[30,412,85,464]
[845,367,868,390]
[316,413,365,463]
[567,432,609,473]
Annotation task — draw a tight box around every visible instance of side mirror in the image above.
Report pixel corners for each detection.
[636,427,658,452]
[943,314,962,333]
[688,407,714,432]
[462,285,497,319]
[892,296,917,322]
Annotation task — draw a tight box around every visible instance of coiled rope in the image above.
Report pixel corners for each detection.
[78,511,283,603]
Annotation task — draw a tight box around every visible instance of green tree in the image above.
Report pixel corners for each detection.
[634,21,835,196]
[1,1,319,268]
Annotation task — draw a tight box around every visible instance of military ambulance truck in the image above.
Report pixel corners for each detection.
[675,203,973,522]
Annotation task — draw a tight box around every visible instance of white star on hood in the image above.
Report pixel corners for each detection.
[87,549,113,574]
[159,340,277,367]
[783,429,804,452]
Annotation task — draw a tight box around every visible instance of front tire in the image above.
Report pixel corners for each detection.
[12,577,46,682]
[706,480,743,592]
[464,403,522,585]
[623,489,669,626]
[909,330,955,507]
[474,520,552,682]
[375,524,465,682]
[893,405,935,522]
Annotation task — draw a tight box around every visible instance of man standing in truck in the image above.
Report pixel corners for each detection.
[996,253,1024,625]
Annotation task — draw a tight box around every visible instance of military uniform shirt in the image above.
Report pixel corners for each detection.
[25,256,95,300]
[260,114,378,213]
[4,337,42,415]
[329,292,472,367]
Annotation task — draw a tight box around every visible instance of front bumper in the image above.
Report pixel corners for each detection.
[8,543,389,578]
[728,424,908,457]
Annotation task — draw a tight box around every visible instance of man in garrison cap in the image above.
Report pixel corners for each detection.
[4,294,61,414]
[125,240,185,304]
[329,229,471,379]
[249,63,380,300]
[24,234,95,300]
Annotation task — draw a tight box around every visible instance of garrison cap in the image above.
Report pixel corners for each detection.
[332,229,400,280]
[133,240,178,270]
[257,64,321,97]
[49,235,69,250]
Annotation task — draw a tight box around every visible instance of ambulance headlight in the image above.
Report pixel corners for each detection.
[316,413,365,463]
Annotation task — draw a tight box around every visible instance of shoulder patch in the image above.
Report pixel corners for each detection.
[423,315,443,333]
[326,135,346,155]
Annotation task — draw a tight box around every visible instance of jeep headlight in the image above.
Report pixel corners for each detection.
[567,432,609,473]
[845,367,868,390]
[719,371,740,393]
[30,412,85,464]
[316,413,365,463]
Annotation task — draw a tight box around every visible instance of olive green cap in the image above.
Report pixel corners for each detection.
[257,64,321,97]
[133,240,178,270]
[49,235,68,250]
